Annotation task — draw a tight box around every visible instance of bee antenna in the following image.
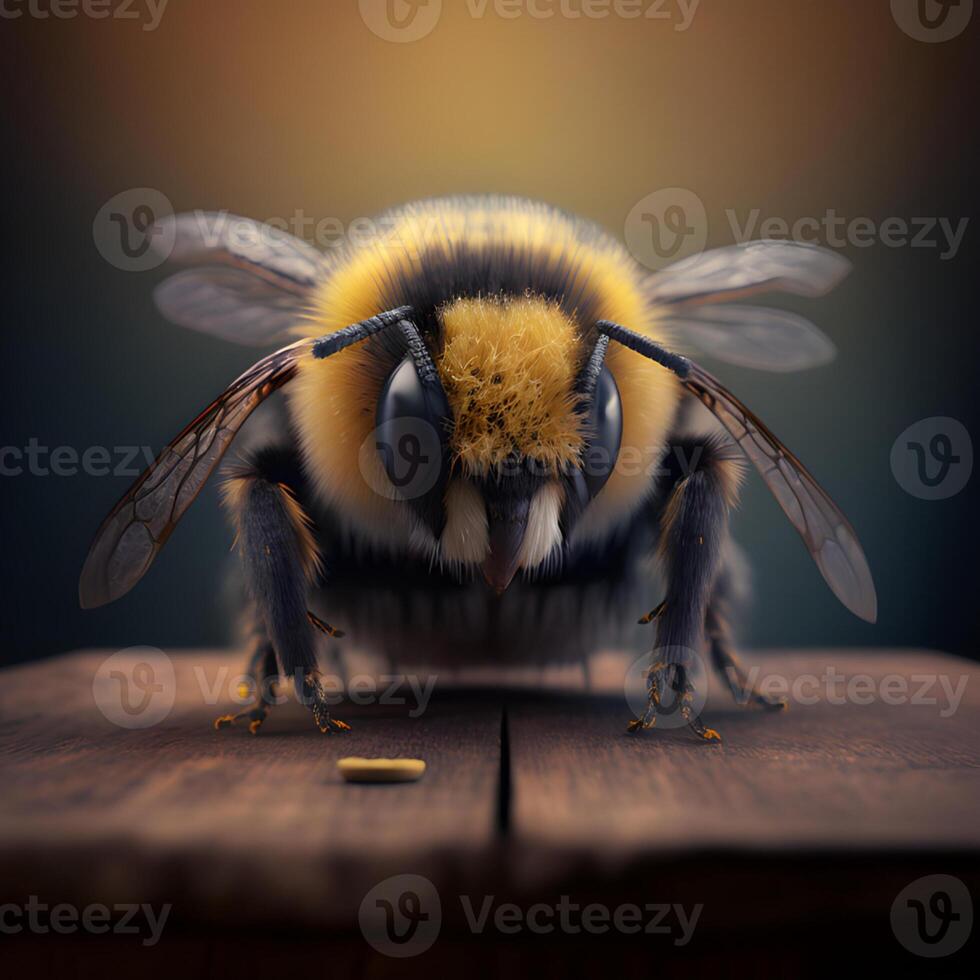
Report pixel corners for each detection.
[596,320,691,379]
[311,306,415,359]
[396,318,442,388]
[575,332,610,406]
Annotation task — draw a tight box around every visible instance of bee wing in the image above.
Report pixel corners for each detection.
[155,212,324,291]
[154,268,312,347]
[79,338,312,609]
[646,239,851,306]
[683,360,877,623]
[151,212,324,346]
[662,305,837,372]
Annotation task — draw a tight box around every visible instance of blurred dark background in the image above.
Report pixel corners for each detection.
[1,0,977,666]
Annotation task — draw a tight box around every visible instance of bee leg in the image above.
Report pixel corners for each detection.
[628,656,722,741]
[629,434,741,742]
[307,609,350,690]
[300,671,352,734]
[626,658,667,733]
[214,617,280,735]
[706,563,786,711]
[223,449,350,735]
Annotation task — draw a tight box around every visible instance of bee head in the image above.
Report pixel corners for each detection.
[376,296,622,592]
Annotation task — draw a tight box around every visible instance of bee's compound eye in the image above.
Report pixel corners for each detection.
[370,356,451,533]
[581,365,622,500]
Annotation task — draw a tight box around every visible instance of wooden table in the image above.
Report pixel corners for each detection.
[1,648,978,976]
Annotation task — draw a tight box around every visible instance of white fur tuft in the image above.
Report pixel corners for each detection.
[440,480,489,565]
[519,482,564,571]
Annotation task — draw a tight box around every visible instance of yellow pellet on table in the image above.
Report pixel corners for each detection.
[337,757,426,783]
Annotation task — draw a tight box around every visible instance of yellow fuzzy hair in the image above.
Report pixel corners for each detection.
[287,197,681,549]
[438,296,583,474]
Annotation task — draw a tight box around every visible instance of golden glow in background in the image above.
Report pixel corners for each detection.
[3,0,976,659]
[13,0,955,230]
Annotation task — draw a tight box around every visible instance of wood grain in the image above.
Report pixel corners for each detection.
[1,647,978,935]
[508,650,980,857]
[0,649,501,926]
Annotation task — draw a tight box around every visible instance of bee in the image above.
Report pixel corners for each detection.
[80,196,876,740]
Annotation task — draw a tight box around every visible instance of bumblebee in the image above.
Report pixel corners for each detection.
[80,196,876,740]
